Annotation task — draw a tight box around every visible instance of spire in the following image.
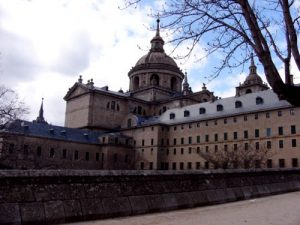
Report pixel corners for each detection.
[182,71,192,95]
[156,18,160,37]
[249,53,257,75]
[150,18,165,52]
[35,98,47,124]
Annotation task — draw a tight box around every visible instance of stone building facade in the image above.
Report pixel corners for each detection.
[0,20,299,170]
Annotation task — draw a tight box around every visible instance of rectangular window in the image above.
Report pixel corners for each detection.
[292,139,297,147]
[151,139,154,145]
[292,158,298,168]
[244,143,248,150]
[267,159,273,168]
[189,123,192,129]
[233,132,238,140]
[224,144,228,151]
[291,125,296,134]
[266,128,271,137]
[205,161,209,169]
[24,145,29,155]
[205,134,209,142]
[255,160,261,168]
[181,148,184,154]
[244,115,248,121]
[166,149,169,155]
[74,150,79,160]
[140,162,144,170]
[196,162,201,170]
[172,162,176,170]
[224,118,227,124]
[214,145,218,152]
[188,162,192,169]
[49,148,55,158]
[205,121,208,126]
[234,144,237,151]
[266,112,270,118]
[233,117,237,123]
[279,159,285,168]
[85,152,90,161]
[181,137,184,145]
[188,136,192,144]
[244,130,248,139]
[62,149,67,159]
[255,142,259,150]
[255,113,258,120]
[174,126,177,130]
[111,101,115,110]
[149,162,153,170]
[197,147,200,153]
[214,133,218,142]
[255,129,259,138]
[189,147,192,154]
[142,139,145,146]
[173,148,176,155]
[290,109,295,115]
[180,162,184,170]
[279,140,284,149]
[205,146,209,152]
[114,153,118,162]
[278,127,283,135]
[214,120,218,125]
[267,141,272,149]
[37,146,42,157]
[8,143,14,154]
[197,135,200,143]
[278,111,282,117]
[96,152,99,161]
[224,132,228,141]
[173,138,177,145]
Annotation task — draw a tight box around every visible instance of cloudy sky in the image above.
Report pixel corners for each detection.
[0,0,298,126]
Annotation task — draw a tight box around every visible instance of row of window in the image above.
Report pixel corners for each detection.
[139,158,299,170]
[9,144,133,164]
[138,126,297,147]
[106,101,120,111]
[159,139,297,156]
[170,108,295,120]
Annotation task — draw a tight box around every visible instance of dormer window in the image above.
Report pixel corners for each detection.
[256,97,264,105]
[217,104,223,111]
[199,107,206,114]
[235,101,242,108]
[184,110,190,117]
[170,113,175,119]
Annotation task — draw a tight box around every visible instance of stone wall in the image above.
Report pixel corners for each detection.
[1,169,300,225]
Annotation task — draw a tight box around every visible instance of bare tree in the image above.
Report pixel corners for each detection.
[198,142,275,169]
[123,0,300,106]
[0,86,29,128]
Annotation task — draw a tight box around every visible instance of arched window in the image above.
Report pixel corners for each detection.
[127,118,132,128]
[199,107,206,114]
[170,113,175,119]
[235,101,242,108]
[170,77,177,91]
[106,102,110,109]
[184,110,190,117]
[150,74,159,86]
[256,97,264,105]
[217,104,223,111]
[246,89,252,94]
[133,76,140,90]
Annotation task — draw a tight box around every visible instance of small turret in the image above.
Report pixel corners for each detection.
[34,98,47,124]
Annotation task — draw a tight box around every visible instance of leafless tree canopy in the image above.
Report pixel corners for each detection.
[123,0,300,106]
[198,142,275,169]
[0,86,29,128]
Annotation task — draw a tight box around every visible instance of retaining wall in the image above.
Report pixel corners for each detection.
[1,169,300,225]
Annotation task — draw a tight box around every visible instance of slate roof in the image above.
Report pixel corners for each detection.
[1,120,104,144]
[158,89,292,124]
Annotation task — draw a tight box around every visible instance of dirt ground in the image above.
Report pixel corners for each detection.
[65,191,300,225]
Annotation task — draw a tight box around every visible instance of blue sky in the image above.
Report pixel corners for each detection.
[0,0,298,125]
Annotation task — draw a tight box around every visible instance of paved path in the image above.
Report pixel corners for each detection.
[65,191,300,225]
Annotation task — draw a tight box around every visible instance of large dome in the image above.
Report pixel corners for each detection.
[135,51,178,67]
